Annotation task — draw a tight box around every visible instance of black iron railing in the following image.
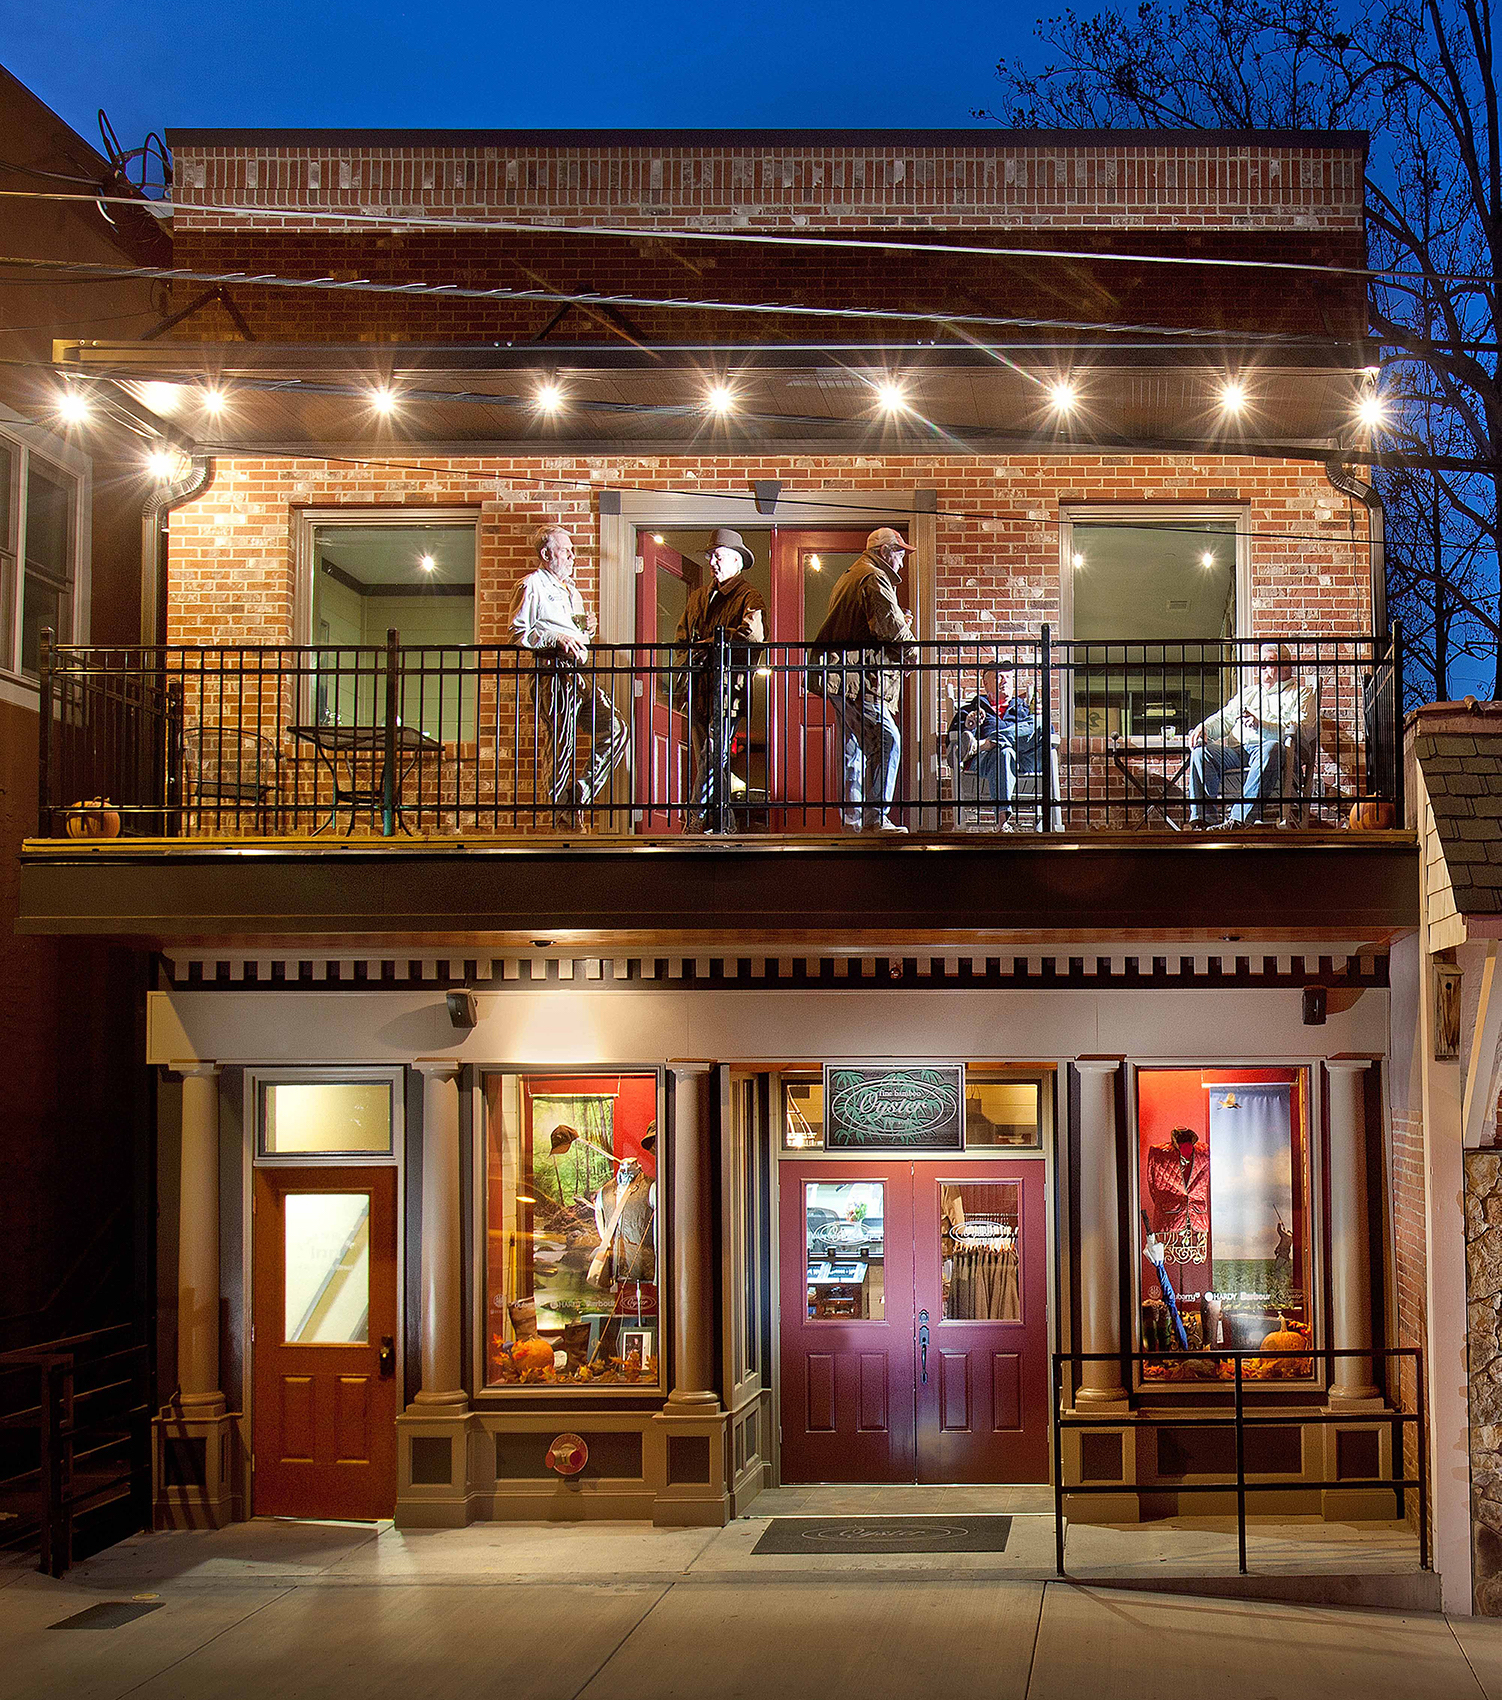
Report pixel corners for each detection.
[0,1323,151,1576]
[1051,1345,1428,1577]
[35,625,1403,839]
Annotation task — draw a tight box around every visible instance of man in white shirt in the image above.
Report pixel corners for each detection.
[1188,643,1316,824]
[509,525,628,827]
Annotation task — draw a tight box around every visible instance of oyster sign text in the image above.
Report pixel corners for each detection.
[824,1065,965,1150]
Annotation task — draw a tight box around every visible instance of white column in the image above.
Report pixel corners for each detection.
[1327,1058,1380,1404]
[412,1062,466,1410]
[176,1063,224,1415]
[1076,1060,1127,1406]
[666,1060,719,1410]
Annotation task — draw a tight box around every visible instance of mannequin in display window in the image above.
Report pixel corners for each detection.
[588,1125,658,1287]
[1144,1126,1210,1268]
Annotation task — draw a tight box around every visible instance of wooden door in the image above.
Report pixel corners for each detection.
[252,1166,398,1519]
[767,531,871,830]
[634,535,698,831]
[778,1160,914,1482]
[914,1161,1049,1483]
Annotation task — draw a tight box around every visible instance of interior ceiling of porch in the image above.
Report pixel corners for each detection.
[56,340,1369,457]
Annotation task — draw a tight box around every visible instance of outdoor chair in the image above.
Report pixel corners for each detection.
[182,724,281,835]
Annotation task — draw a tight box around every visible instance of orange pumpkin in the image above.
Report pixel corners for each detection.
[511,1337,555,1372]
[63,798,121,839]
[1349,799,1397,830]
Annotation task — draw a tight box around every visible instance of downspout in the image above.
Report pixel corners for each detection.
[1324,454,1387,637]
[140,455,213,646]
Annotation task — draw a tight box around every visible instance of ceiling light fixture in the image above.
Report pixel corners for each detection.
[370,385,397,415]
[876,380,906,412]
[201,386,227,416]
[1219,380,1246,415]
[1049,379,1077,413]
[536,381,562,411]
[56,387,91,424]
[146,447,186,480]
[706,383,735,415]
[1357,392,1388,429]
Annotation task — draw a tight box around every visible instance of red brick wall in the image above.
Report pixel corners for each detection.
[170,137,1365,235]
[166,451,1373,647]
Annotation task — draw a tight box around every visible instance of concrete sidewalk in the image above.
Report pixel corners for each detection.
[0,1505,1478,1700]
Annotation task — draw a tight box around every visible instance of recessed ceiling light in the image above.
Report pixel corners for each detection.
[56,388,91,424]
[1049,379,1077,413]
[1357,392,1387,429]
[877,380,906,411]
[201,386,227,415]
[706,383,735,414]
[370,385,397,415]
[1219,380,1246,415]
[146,447,182,480]
[536,381,562,411]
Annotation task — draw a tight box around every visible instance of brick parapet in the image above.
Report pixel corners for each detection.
[169,137,1365,235]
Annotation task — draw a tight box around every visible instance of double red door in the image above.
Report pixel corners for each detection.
[779,1159,1048,1484]
[634,529,871,831]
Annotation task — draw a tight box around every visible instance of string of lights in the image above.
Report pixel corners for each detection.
[0,185,1492,291]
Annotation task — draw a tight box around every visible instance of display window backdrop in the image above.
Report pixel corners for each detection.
[1135,1066,1312,1384]
[483,1071,661,1391]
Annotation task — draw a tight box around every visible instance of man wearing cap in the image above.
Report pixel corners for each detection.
[675,528,767,833]
[509,523,629,829]
[810,528,919,833]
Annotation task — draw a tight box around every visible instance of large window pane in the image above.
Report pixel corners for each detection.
[941,1180,1020,1320]
[1135,1066,1312,1382]
[312,522,476,739]
[484,1072,660,1388]
[22,459,75,670]
[262,1080,394,1156]
[1070,520,1237,738]
[284,1192,370,1343]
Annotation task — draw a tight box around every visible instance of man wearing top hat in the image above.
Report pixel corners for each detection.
[810,527,919,832]
[674,528,767,833]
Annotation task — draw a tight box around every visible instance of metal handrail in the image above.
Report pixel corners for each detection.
[1051,1344,1428,1577]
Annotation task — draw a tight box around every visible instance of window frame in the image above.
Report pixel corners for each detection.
[249,1065,404,1166]
[475,1064,668,1399]
[0,406,90,693]
[1126,1061,1324,1397]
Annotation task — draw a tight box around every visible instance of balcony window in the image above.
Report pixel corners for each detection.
[1134,1066,1313,1383]
[483,1071,662,1391]
[0,428,83,679]
[309,518,476,740]
[1067,517,1240,738]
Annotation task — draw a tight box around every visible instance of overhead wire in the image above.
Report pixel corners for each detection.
[0,185,1493,290]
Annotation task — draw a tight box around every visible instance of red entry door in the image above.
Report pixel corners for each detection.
[914,1161,1050,1483]
[252,1166,399,1519]
[635,535,699,831]
[779,1159,1048,1485]
[778,1160,915,1482]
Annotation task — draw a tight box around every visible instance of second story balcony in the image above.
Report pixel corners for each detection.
[36,628,1402,843]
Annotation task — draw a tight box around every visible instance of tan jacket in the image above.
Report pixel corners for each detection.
[809,553,917,708]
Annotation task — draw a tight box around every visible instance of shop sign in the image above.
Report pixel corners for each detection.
[823,1064,964,1150]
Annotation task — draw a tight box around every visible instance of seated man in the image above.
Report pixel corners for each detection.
[946,663,1039,830]
[1188,643,1316,825]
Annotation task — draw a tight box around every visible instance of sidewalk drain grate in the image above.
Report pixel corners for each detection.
[752,1515,1013,1555]
[49,1601,165,1630]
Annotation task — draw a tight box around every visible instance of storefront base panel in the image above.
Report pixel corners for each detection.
[153,1408,241,1530]
[1061,1410,1400,1525]
[394,1411,477,1529]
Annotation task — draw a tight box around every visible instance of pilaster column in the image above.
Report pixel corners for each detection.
[666,1060,718,1410]
[1326,1059,1380,1404]
[176,1063,224,1415]
[1076,1060,1127,1407]
[412,1061,466,1410]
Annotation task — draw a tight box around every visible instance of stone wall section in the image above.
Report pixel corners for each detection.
[1467,1149,1502,1611]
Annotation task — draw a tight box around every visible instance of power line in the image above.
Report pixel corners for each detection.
[0,185,1493,291]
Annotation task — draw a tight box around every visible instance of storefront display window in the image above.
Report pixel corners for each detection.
[1135,1066,1312,1382]
[804,1180,885,1318]
[484,1071,661,1389]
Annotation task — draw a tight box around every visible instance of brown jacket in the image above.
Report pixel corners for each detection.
[674,574,766,718]
[810,552,917,707]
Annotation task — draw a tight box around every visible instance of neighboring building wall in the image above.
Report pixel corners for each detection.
[165,451,1373,646]
[1467,1149,1502,1613]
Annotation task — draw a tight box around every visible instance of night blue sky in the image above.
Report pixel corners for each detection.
[3,0,1035,151]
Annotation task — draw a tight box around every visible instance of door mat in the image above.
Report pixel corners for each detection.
[49,1601,165,1630]
[751,1515,1012,1555]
